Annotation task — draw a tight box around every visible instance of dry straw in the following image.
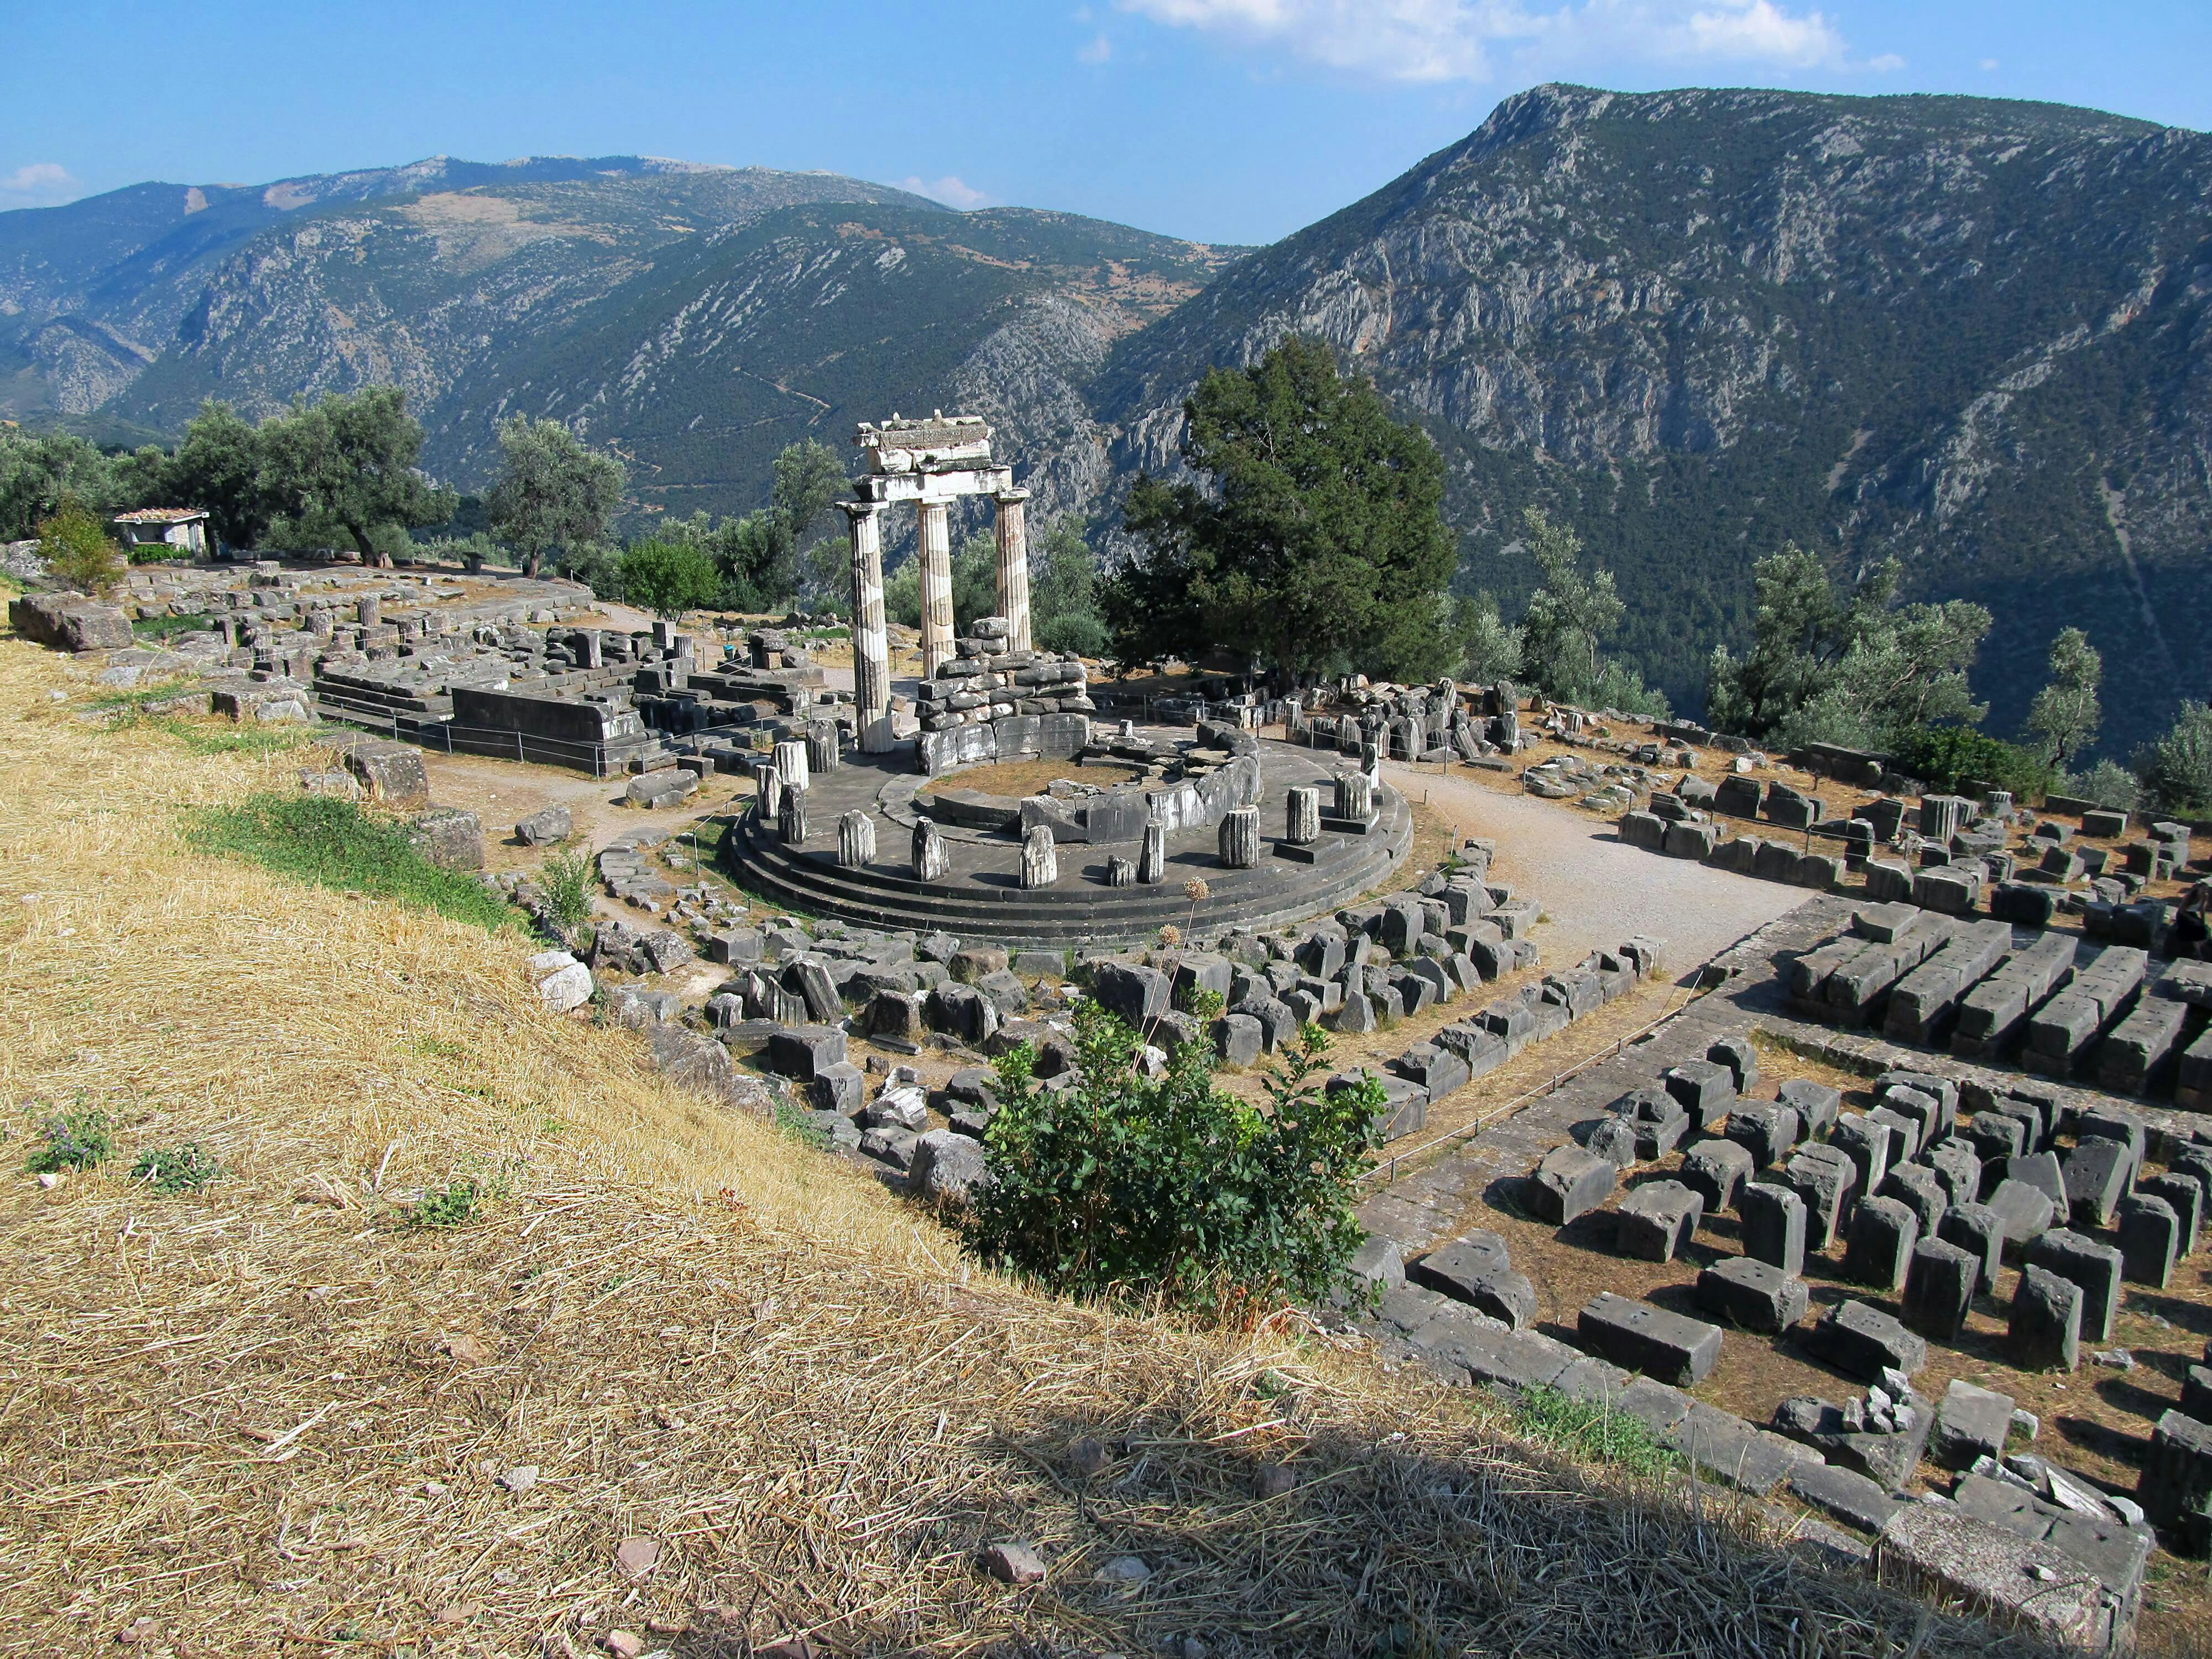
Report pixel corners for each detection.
[0,638,2057,1656]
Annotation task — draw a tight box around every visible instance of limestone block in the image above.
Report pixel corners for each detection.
[1021,824,1058,889]
[2008,1265,2081,1371]
[1614,1180,1703,1261]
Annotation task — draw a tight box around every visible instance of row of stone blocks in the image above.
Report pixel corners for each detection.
[1364,1237,2147,1650]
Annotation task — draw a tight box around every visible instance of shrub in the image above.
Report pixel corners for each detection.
[2062,759,2141,812]
[1888,724,2056,802]
[131,1142,222,1193]
[131,612,215,642]
[963,998,1382,1316]
[26,1105,113,1173]
[37,498,126,596]
[2135,700,2212,816]
[185,792,515,933]
[404,1180,480,1228]
[539,847,593,930]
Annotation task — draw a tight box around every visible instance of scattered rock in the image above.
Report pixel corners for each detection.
[979,1541,1047,1584]
[615,1537,661,1579]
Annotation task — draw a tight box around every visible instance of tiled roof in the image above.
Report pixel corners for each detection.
[114,507,208,523]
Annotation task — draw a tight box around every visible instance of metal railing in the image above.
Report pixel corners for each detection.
[310,688,625,778]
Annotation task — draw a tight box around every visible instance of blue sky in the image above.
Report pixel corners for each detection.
[3,1,2205,244]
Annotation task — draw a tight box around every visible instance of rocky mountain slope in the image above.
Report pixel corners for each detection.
[1,156,941,424]
[1087,84,2212,754]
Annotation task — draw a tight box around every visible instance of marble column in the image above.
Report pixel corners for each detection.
[1285,786,1321,846]
[1021,824,1058,888]
[837,810,876,868]
[993,487,1033,653]
[838,500,893,749]
[916,498,954,677]
[1218,807,1259,869]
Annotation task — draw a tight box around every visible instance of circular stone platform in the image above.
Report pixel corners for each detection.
[726,734,1412,949]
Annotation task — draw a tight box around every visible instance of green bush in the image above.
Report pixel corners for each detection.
[131,612,215,641]
[2135,701,2212,816]
[131,1142,222,1193]
[963,997,1382,1316]
[2062,759,2141,812]
[1888,725,2056,802]
[185,792,515,933]
[539,847,593,930]
[26,1106,112,1174]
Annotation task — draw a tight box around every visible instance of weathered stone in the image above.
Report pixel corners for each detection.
[1577,1292,1723,1385]
[2140,1410,2212,1556]
[1831,1112,1896,1199]
[1985,1176,2059,1251]
[1217,805,1260,869]
[1284,785,1321,846]
[1937,1201,2005,1294]
[2008,1265,2083,1371]
[1410,1233,1537,1329]
[2117,1194,2180,1290]
[837,810,877,868]
[1783,1144,1859,1251]
[1614,1180,1704,1261]
[1697,1256,1808,1334]
[1803,1300,1927,1383]
[1844,1195,1921,1294]
[1662,1060,1737,1132]
[1879,1161,1949,1235]
[1680,1138,1756,1216]
[2062,1137,2131,1229]
[1527,1144,1618,1225]
[765,1025,847,1081]
[913,819,950,881]
[2025,1229,2123,1344]
[1725,1103,1799,1170]
[408,807,485,872]
[1777,1078,1841,1138]
[1901,1238,1978,1342]
[1875,1505,2115,1651]
[515,804,572,845]
[1931,1379,2016,1471]
[1740,1181,1808,1275]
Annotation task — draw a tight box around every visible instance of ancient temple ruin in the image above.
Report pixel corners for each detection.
[838,413,1030,751]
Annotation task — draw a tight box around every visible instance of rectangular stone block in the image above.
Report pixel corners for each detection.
[1577,1291,1723,1385]
[1804,1298,1927,1382]
[1614,1180,1703,1261]
[1697,1255,1808,1334]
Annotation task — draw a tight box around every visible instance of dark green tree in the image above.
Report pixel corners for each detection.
[0,429,117,540]
[36,497,126,596]
[1031,519,1109,656]
[618,538,722,619]
[1105,337,1458,682]
[1450,592,1523,685]
[709,439,848,608]
[1515,507,1666,714]
[486,415,627,578]
[2135,701,2212,815]
[165,401,273,550]
[258,387,453,568]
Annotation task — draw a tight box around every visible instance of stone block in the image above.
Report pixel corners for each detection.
[1875,1505,2116,1652]
[1789,1461,1905,1535]
[1740,1181,1808,1275]
[2140,1410,2212,1556]
[1937,1201,2005,1294]
[408,807,485,872]
[2006,1149,2067,1207]
[1832,1112,1895,1200]
[2026,1228,2123,1344]
[927,983,1000,1047]
[2063,1137,2132,1230]
[1783,1144,1859,1250]
[1983,1177,2058,1254]
[1803,1299,1927,1383]
[1777,1078,1841,1138]
[1901,1238,1978,1342]
[2008,1264,2083,1371]
[1697,1256,1808,1334]
[1662,1060,1737,1133]
[1705,1034,1760,1094]
[1614,1180,1703,1261]
[1844,1196,1921,1294]
[2140,1172,2203,1259]
[765,1024,847,1081]
[1577,1292,1723,1385]
[1527,1144,1618,1225]
[341,739,431,808]
[1680,1138,1756,1215]
[2077,1105,2146,1180]
[1410,1233,1537,1330]
[1090,961,1170,1029]
[1773,1390,1932,1491]
[1880,1161,1949,1235]
[1932,1379,2017,1472]
[2117,1194,2180,1289]
[1725,1103,1800,1170]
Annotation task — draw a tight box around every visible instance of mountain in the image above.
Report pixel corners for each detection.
[0,156,942,422]
[1084,84,2212,757]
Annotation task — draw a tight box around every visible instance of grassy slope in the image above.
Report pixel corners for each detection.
[0,637,2050,1656]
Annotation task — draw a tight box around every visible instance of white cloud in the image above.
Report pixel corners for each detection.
[1979,57,1999,71]
[0,161,79,205]
[1115,0,1874,83]
[898,174,994,210]
[1867,51,1905,71]
[1079,30,1115,62]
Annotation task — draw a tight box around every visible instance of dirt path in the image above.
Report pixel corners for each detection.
[1381,760,1812,966]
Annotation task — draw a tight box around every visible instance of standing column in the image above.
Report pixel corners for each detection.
[838,500,894,750]
[993,487,1033,653]
[916,498,954,677]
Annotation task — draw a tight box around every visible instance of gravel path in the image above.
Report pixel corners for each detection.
[1384,761,1812,970]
